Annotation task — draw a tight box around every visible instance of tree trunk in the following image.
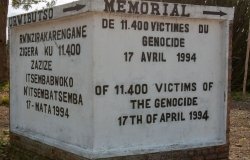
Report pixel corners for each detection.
[0,0,9,82]
[243,22,250,96]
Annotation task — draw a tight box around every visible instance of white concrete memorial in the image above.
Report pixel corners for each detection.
[9,0,234,159]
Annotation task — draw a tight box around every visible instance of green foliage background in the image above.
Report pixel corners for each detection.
[12,0,56,10]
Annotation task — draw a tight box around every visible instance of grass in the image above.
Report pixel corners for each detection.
[0,82,9,92]
[1,95,9,106]
[0,130,9,159]
[0,82,9,106]
[232,91,250,101]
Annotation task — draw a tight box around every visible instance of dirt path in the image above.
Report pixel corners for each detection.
[0,102,249,159]
[230,101,250,160]
[0,106,9,134]
[0,105,9,160]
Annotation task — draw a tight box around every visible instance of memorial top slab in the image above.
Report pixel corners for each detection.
[9,0,234,28]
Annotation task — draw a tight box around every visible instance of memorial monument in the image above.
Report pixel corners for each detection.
[9,0,234,159]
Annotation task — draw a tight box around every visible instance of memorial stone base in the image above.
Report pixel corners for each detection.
[10,133,230,160]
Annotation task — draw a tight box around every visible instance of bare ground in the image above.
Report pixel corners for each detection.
[0,101,249,159]
[230,101,250,160]
[0,105,9,160]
